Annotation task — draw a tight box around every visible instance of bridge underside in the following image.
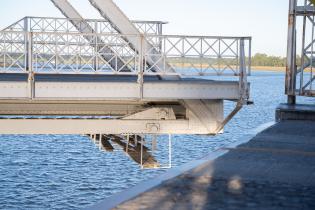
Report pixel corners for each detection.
[0,73,246,135]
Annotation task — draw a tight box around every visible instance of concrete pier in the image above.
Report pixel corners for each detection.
[93,120,315,210]
[276,104,315,121]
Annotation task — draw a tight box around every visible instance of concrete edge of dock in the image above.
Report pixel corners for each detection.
[85,122,276,210]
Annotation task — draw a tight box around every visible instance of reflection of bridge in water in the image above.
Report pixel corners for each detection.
[0,0,251,168]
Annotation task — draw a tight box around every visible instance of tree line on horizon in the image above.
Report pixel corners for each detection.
[251,53,286,67]
[168,53,299,68]
[251,53,302,67]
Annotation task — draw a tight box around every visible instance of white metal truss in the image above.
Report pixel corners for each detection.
[144,35,251,76]
[0,31,26,73]
[0,0,252,137]
[67,0,250,137]
[286,0,315,102]
[30,32,140,74]
[0,31,251,76]
[2,17,165,36]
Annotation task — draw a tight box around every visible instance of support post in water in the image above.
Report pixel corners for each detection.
[169,134,172,168]
[126,134,130,153]
[140,135,144,169]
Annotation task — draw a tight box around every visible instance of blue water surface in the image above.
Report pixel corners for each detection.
[0,71,314,210]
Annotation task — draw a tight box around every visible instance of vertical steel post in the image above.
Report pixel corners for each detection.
[168,134,172,168]
[239,38,248,103]
[218,39,221,73]
[27,32,34,99]
[126,134,130,153]
[138,35,144,100]
[24,18,29,71]
[140,135,143,169]
[311,16,315,92]
[300,13,307,94]
[152,135,157,151]
[286,0,297,104]
[94,23,98,71]
[55,29,58,72]
[158,23,163,52]
[99,133,102,150]
[236,39,239,72]
[248,38,252,76]
[24,17,34,99]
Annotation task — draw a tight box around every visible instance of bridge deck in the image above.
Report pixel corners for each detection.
[0,74,243,101]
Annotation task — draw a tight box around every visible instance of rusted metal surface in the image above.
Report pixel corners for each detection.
[286,0,315,103]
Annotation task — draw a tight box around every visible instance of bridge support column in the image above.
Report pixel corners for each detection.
[286,0,297,105]
[27,32,34,99]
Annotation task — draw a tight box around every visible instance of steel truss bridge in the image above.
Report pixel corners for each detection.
[287,0,315,103]
[0,0,251,168]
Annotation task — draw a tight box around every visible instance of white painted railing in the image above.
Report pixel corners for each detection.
[0,31,251,77]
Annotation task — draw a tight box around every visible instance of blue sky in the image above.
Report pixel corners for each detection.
[1,0,288,56]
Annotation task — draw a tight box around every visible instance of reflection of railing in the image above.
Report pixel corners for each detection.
[0,31,251,77]
[287,0,315,99]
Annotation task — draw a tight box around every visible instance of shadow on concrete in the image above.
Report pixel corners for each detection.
[112,121,315,210]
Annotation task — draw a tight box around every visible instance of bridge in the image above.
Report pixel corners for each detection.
[0,0,251,167]
[286,0,315,102]
[276,0,315,122]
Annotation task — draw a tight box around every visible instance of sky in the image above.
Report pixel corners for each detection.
[0,0,289,56]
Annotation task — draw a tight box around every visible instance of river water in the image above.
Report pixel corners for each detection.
[0,71,314,210]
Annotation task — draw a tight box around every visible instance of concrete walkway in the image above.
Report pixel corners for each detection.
[113,121,315,210]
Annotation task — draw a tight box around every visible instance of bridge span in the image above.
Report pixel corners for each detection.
[0,0,251,167]
[0,0,251,136]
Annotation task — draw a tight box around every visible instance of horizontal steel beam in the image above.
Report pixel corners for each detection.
[2,16,167,32]
[295,6,315,16]
[0,100,185,116]
[0,119,209,135]
[0,80,243,100]
[24,16,168,25]
[0,82,29,98]
[0,102,146,116]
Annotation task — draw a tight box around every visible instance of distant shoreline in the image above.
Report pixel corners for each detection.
[170,62,287,72]
[251,66,285,72]
[251,66,312,73]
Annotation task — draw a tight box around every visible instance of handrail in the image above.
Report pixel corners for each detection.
[2,16,166,35]
[0,31,251,76]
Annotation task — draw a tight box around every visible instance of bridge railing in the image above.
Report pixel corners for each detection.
[3,17,166,35]
[0,31,27,73]
[0,31,251,77]
[144,35,251,76]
